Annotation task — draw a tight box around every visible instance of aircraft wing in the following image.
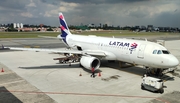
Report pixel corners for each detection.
[6,47,106,57]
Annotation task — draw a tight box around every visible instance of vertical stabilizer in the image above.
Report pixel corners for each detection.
[58,13,71,44]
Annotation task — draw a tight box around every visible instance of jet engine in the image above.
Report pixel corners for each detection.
[80,56,100,70]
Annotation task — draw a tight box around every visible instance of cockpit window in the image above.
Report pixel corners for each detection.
[162,50,170,54]
[153,50,169,54]
[153,50,157,54]
[157,50,162,54]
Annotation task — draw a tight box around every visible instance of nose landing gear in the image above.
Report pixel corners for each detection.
[144,67,177,78]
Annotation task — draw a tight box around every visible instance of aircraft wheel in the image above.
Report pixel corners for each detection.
[79,63,83,67]
[141,84,145,90]
[159,89,164,94]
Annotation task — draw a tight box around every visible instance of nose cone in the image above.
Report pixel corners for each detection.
[169,56,179,67]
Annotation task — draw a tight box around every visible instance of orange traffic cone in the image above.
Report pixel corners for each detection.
[98,72,101,77]
[79,72,82,76]
[1,68,4,72]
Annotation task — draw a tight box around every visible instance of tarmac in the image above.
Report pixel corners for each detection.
[0,35,180,103]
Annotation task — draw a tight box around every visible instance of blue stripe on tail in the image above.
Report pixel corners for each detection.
[60,18,68,38]
[59,13,70,45]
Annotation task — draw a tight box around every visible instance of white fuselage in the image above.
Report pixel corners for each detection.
[63,34,179,69]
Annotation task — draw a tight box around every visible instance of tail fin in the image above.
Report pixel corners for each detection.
[59,12,71,38]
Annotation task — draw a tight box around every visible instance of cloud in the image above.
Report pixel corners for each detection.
[57,0,149,4]
[0,0,180,27]
[27,0,36,7]
[21,12,33,18]
[0,0,28,10]
[154,11,180,27]
[58,2,79,12]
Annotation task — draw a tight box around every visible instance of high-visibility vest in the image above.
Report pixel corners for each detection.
[92,68,95,72]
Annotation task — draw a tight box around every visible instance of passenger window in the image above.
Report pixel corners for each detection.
[153,50,157,54]
[157,50,162,54]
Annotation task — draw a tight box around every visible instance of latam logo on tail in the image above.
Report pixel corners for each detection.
[59,13,70,45]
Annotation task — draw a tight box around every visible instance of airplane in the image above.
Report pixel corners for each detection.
[7,12,179,76]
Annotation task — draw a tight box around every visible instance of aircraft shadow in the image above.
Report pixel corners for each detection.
[0,86,23,103]
[19,63,102,74]
[100,60,145,76]
[19,60,174,81]
[19,63,81,69]
[100,60,175,81]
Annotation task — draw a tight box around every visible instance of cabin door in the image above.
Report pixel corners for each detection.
[138,44,146,59]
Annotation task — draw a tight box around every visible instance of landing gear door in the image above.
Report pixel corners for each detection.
[138,44,146,59]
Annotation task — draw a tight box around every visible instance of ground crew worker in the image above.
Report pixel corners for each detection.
[91,67,95,78]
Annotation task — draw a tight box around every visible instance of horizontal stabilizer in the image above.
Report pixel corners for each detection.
[38,35,59,39]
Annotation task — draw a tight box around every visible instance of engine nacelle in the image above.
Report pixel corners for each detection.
[80,56,100,70]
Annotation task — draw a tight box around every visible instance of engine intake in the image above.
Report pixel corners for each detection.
[80,56,100,70]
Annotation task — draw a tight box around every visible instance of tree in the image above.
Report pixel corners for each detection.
[47,27,53,31]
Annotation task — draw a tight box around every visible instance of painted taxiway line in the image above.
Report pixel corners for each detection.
[0,80,25,86]
[0,90,170,103]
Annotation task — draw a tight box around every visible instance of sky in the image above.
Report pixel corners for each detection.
[0,0,180,27]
